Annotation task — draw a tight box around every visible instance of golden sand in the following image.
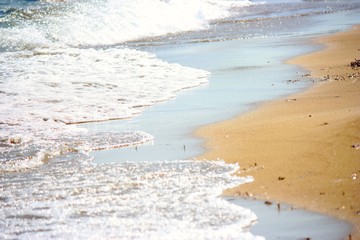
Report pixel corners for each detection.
[197,26,360,237]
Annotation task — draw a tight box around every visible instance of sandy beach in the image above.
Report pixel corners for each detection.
[197,25,360,238]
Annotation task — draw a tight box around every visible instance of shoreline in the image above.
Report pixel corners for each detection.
[197,25,360,238]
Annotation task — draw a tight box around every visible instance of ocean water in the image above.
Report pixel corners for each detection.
[1,0,360,239]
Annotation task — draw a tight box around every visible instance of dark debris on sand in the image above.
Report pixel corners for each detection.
[350,59,360,68]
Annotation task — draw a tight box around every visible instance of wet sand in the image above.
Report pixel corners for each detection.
[197,25,360,238]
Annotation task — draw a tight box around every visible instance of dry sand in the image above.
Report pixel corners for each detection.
[197,26,360,238]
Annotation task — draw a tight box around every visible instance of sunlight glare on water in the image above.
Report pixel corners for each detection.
[0,160,261,240]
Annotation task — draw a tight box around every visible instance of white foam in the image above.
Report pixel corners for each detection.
[0,0,254,49]
[0,47,208,124]
[0,160,263,239]
[0,47,207,164]
[0,0,254,165]
[1,47,208,123]
[0,0,255,167]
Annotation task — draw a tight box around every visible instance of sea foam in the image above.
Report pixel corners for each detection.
[0,0,255,166]
[0,0,255,165]
[0,160,263,239]
[0,47,207,165]
[0,0,253,49]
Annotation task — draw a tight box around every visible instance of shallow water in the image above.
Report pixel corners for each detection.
[1,159,260,239]
[89,36,314,163]
[1,0,360,239]
[227,197,352,240]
